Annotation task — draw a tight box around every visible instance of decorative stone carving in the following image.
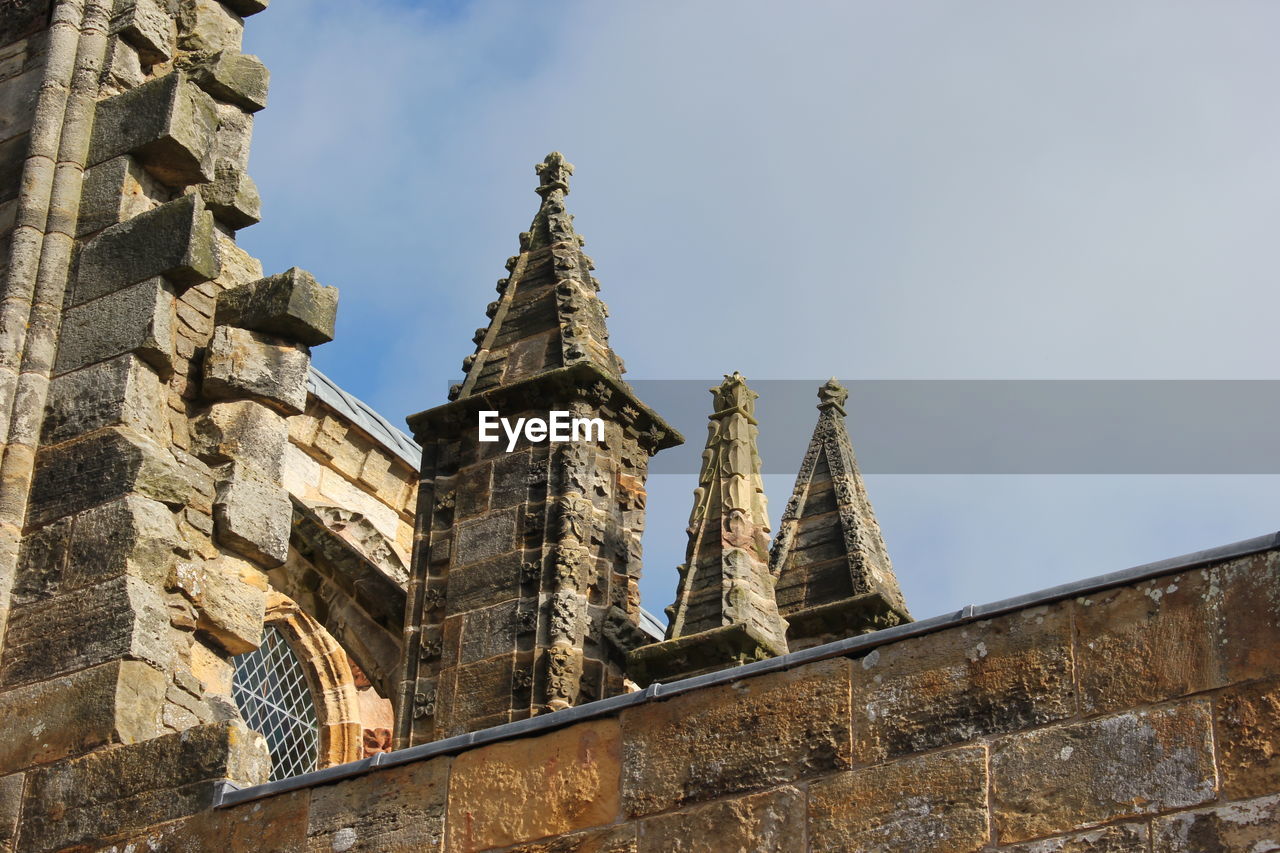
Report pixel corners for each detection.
[417,637,442,661]
[545,645,580,708]
[422,587,445,612]
[309,504,408,585]
[549,591,585,643]
[557,494,593,543]
[412,688,436,719]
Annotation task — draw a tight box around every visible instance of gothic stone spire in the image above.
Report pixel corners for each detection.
[452,152,623,401]
[398,155,680,746]
[627,373,789,685]
[769,379,911,650]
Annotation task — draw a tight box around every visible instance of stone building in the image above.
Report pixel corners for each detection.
[0,2,1277,851]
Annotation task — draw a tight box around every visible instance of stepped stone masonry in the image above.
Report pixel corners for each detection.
[0,2,1275,851]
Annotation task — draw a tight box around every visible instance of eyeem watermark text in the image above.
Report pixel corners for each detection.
[478,411,604,452]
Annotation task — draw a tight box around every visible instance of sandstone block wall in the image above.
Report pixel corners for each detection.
[284,386,418,565]
[74,545,1280,853]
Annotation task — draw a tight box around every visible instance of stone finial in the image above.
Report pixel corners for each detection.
[535,151,574,198]
[817,378,848,414]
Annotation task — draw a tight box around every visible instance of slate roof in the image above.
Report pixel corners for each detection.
[307,365,422,467]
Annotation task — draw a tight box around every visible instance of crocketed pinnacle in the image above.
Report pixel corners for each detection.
[770,379,909,618]
[664,373,788,650]
[451,152,624,400]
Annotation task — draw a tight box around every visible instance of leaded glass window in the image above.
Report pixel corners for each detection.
[231,625,319,781]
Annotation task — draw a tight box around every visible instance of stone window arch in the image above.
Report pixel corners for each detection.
[232,591,363,779]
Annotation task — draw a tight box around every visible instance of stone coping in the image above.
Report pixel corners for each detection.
[215,528,1280,809]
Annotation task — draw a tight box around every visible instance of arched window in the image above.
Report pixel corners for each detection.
[231,591,365,780]
[231,624,320,781]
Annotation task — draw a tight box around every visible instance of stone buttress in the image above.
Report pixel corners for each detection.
[628,372,790,685]
[0,2,347,848]
[395,153,681,746]
[769,379,910,650]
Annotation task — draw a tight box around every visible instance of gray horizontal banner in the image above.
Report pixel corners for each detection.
[619,380,1280,475]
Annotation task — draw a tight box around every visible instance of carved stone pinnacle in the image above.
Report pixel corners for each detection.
[817,378,848,415]
[535,152,574,198]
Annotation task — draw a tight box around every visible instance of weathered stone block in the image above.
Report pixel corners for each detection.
[0,0,48,44]
[88,71,219,186]
[453,509,519,568]
[621,658,852,817]
[444,551,522,613]
[991,703,1218,843]
[15,495,178,600]
[458,600,520,663]
[434,653,514,738]
[0,133,27,206]
[191,50,268,112]
[1215,679,1280,800]
[808,747,989,853]
[172,555,267,654]
[1152,793,1280,852]
[110,0,175,65]
[1219,551,1280,683]
[0,575,174,687]
[18,721,269,853]
[100,787,309,853]
[102,37,147,93]
[202,325,309,415]
[215,267,337,345]
[446,719,621,852]
[28,427,191,528]
[213,474,291,567]
[56,277,175,377]
[1075,570,1226,714]
[0,66,40,143]
[853,602,1075,763]
[0,772,21,853]
[74,194,219,305]
[306,757,449,852]
[198,159,261,228]
[491,450,532,509]
[177,0,245,55]
[76,155,165,237]
[0,660,167,772]
[211,101,255,172]
[220,0,267,15]
[639,786,804,853]
[455,462,491,519]
[999,823,1150,852]
[44,353,168,446]
[191,400,287,481]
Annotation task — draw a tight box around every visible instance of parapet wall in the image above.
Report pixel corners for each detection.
[64,537,1280,853]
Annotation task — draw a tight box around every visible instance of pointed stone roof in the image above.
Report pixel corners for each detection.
[663,372,788,651]
[769,380,909,646]
[451,152,623,401]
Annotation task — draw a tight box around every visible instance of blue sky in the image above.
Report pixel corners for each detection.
[241,1,1280,621]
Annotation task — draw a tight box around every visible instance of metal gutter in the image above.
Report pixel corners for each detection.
[215,529,1280,809]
